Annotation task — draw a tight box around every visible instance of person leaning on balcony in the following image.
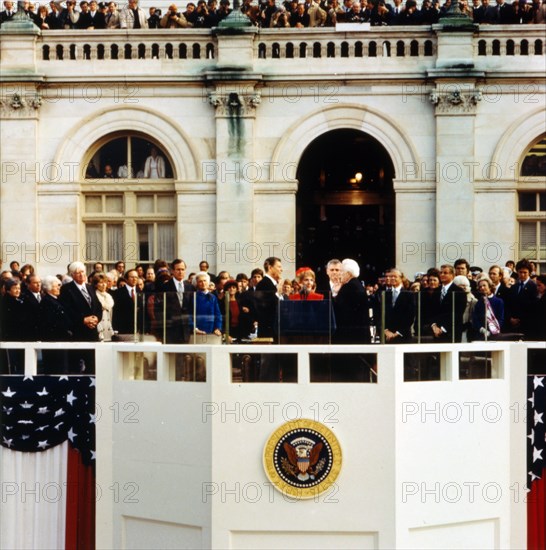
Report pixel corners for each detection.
[419,0,439,22]
[345,0,369,22]
[531,0,546,22]
[75,1,92,28]
[104,1,120,27]
[147,6,161,27]
[45,1,64,28]
[0,1,15,26]
[86,0,106,27]
[397,0,421,23]
[119,0,148,29]
[306,0,326,25]
[369,0,393,25]
[160,3,190,27]
[60,0,79,28]
[35,5,50,29]
[270,5,291,25]
[512,0,533,22]
[290,1,310,25]
[325,0,344,25]
[183,2,196,23]
[473,0,491,21]
[217,0,232,21]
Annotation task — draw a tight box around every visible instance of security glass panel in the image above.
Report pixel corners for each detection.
[404,352,442,381]
[230,353,297,383]
[459,351,494,379]
[310,353,377,383]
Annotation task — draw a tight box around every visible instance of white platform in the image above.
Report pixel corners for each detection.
[1,341,538,549]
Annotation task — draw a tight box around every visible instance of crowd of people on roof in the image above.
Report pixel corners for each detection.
[1,254,545,374]
[1,0,545,30]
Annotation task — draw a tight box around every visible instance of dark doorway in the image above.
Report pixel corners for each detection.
[295,129,395,284]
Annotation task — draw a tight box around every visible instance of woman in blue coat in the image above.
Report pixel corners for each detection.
[189,272,223,338]
[472,278,504,340]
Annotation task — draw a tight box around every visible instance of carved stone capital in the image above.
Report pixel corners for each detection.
[429,88,481,114]
[0,92,42,118]
[208,91,261,117]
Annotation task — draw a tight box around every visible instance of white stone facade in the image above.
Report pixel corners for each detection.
[1,24,545,278]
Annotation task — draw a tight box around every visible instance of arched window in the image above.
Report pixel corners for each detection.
[84,133,174,180]
[518,136,546,273]
[82,133,176,270]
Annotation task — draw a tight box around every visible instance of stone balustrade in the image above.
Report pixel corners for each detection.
[35,26,544,65]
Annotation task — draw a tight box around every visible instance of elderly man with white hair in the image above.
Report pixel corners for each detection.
[331,258,375,382]
[333,258,369,344]
[59,261,102,372]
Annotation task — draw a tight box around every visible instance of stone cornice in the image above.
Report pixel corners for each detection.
[254,181,298,194]
[392,179,436,192]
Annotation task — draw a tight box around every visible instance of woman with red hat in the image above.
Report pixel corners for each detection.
[289,268,324,301]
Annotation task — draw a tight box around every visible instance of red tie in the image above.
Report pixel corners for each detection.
[131,288,135,301]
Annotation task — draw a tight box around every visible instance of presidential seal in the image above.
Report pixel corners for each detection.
[263,418,342,499]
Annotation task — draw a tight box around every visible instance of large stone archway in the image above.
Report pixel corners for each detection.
[271,103,420,183]
[295,128,396,282]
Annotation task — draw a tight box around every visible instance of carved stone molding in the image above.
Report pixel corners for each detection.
[429,88,482,114]
[208,91,261,118]
[0,92,42,118]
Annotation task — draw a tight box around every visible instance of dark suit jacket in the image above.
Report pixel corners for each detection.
[0,10,14,25]
[46,11,65,29]
[333,277,369,344]
[382,288,415,342]
[238,289,258,338]
[494,283,510,301]
[532,295,546,341]
[76,10,106,28]
[155,278,193,343]
[59,281,102,341]
[0,295,26,341]
[429,283,466,342]
[21,290,42,341]
[39,294,74,342]
[113,286,142,334]
[504,280,538,338]
[254,276,280,339]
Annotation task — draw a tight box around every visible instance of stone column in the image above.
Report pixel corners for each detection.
[207,83,262,275]
[0,14,42,265]
[429,82,483,265]
[428,23,484,266]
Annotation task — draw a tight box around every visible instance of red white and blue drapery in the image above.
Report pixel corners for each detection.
[1,376,95,549]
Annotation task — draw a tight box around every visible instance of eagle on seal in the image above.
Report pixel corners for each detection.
[281,441,326,481]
